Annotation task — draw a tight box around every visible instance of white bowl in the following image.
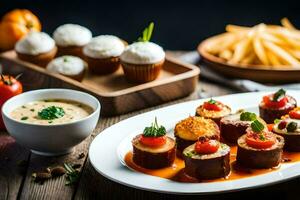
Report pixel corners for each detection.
[2,89,100,156]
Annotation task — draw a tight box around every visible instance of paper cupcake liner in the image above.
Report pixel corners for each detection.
[84,56,120,75]
[56,45,84,58]
[16,47,57,67]
[121,60,164,83]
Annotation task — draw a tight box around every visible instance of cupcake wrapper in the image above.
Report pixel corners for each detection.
[121,60,164,83]
[56,45,84,58]
[84,56,120,75]
[17,47,57,67]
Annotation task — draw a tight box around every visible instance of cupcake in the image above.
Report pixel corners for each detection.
[83,35,125,75]
[120,22,165,83]
[15,31,57,67]
[46,55,86,81]
[53,24,92,57]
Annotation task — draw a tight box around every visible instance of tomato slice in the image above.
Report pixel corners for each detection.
[289,110,300,119]
[139,135,166,147]
[195,140,219,154]
[203,102,222,111]
[245,131,276,149]
[262,95,287,108]
[267,124,274,131]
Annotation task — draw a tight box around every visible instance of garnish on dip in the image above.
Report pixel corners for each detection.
[139,117,167,147]
[38,106,65,120]
[246,120,276,149]
[194,137,219,154]
[202,99,223,111]
[262,88,287,109]
[289,107,300,119]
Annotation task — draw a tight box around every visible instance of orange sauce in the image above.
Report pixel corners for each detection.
[124,146,300,183]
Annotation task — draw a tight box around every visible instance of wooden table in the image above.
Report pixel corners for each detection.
[0,52,299,200]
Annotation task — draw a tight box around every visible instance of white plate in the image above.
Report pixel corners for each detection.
[89,91,300,194]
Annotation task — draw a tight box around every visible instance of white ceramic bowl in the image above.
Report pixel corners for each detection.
[2,89,100,156]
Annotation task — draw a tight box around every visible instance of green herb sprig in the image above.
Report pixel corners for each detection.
[240,112,257,121]
[143,117,166,137]
[251,119,265,133]
[64,163,80,186]
[138,22,154,42]
[273,88,286,101]
[38,106,65,120]
[207,99,217,104]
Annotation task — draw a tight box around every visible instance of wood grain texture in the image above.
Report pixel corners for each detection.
[0,51,200,116]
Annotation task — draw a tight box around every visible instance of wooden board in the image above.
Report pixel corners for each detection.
[0,51,200,116]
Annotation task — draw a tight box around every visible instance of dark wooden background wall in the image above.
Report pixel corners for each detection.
[1,0,300,50]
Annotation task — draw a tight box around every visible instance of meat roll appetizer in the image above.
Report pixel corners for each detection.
[220,111,266,144]
[183,137,230,180]
[273,113,300,151]
[237,120,284,169]
[132,118,175,169]
[196,99,231,125]
[174,116,220,157]
[259,89,296,124]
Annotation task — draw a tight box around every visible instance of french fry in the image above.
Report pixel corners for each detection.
[281,17,296,30]
[266,50,282,66]
[263,40,300,66]
[219,49,233,60]
[253,36,269,65]
[226,24,250,33]
[230,37,252,63]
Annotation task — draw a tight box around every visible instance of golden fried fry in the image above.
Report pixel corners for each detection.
[281,17,296,30]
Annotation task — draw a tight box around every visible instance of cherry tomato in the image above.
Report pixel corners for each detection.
[289,110,300,119]
[0,75,23,129]
[267,124,274,131]
[245,131,276,149]
[139,135,166,147]
[203,101,222,111]
[195,139,219,154]
[262,95,287,108]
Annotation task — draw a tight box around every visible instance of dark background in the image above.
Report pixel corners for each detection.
[1,0,300,50]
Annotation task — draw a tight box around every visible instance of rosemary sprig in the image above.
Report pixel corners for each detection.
[138,22,154,42]
[64,163,80,186]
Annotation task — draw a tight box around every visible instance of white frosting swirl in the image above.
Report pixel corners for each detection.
[120,41,165,64]
[83,35,125,59]
[15,31,55,55]
[46,55,86,76]
[53,24,92,47]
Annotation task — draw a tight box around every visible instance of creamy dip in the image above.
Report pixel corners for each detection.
[10,99,93,125]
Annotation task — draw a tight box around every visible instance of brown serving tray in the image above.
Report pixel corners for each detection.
[0,51,200,116]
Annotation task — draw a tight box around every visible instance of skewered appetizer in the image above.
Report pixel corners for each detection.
[196,99,231,125]
[236,120,284,168]
[132,118,175,169]
[259,89,296,124]
[273,109,300,151]
[183,137,230,180]
[220,111,266,144]
[174,116,220,157]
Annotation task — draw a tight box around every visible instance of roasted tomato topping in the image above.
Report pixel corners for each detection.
[139,135,166,147]
[289,109,300,119]
[262,89,288,109]
[278,121,287,130]
[246,131,276,149]
[203,99,223,111]
[195,137,219,154]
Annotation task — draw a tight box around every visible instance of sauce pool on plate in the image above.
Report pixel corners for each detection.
[10,99,93,125]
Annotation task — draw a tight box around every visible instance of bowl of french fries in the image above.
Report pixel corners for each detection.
[198,18,300,83]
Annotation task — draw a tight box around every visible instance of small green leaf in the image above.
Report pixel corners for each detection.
[143,117,166,137]
[273,88,286,101]
[274,119,281,124]
[138,22,155,42]
[38,106,65,120]
[251,120,265,132]
[21,116,28,120]
[208,99,217,104]
[240,112,257,121]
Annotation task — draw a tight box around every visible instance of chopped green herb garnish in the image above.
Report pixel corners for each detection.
[63,57,69,62]
[240,112,257,121]
[38,106,65,120]
[22,106,26,108]
[274,119,281,124]
[208,99,217,104]
[287,122,298,132]
[30,109,35,112]
[273,88,286,101]
[251,120,265,133]
[21,116,28,120]
[143,117,166,137]
[48,121,53,124]
[184,151,194,158]
[259,134,266,141]
[64,163,80,186]
[138,22,154,42]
